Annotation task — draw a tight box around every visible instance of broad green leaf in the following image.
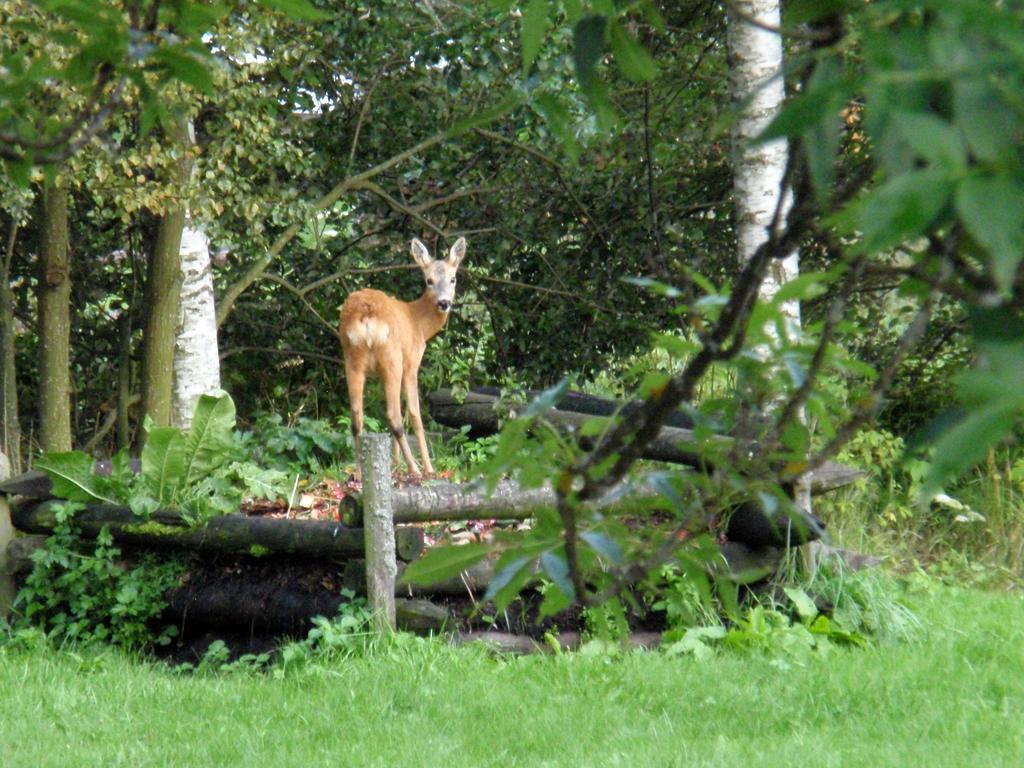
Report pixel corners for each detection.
[891,111,966,172]
[400,543,490,586]
[954,77,1016,164]
[578,415,612,438]
[854,169,952,253]
[142,427,188,504]
[783,586,819,622]
[580,530,624,565]
[540,551,575,600]
[608,19,657,82]
[539,585,573,618]
[759,76,857,143]
[520,0,549,74]
[35,452,118,504]
[573,15,607,90]
[924,404,1018,497]
[955,174,1024,294]
[484,555,535,607]
[182,393,237,486]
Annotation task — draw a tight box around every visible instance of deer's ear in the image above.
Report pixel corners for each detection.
[447,237,467,267]
[410,238,432,268]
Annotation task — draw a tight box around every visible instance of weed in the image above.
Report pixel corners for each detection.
[11,502,185,649]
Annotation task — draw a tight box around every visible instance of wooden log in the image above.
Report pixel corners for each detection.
[427,388,862,494]
[8,498,417,561]
[3,535,46,577]
[0,470,53,499]
[395,598,449,633]
[360,433,397,632]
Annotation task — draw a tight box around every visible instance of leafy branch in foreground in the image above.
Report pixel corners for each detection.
[406,0,1024,613]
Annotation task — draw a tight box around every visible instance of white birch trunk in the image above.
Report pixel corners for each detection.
[728,1,811,512]
[172,218,221,429]
[728,0,800,334]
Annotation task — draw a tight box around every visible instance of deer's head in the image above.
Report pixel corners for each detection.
[411,237,467,314]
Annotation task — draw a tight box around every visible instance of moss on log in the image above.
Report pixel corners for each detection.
[9,499,422,561]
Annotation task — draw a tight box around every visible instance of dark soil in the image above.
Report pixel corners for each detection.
[155,553,666,664]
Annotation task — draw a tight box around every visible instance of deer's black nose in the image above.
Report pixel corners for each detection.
[437,299,451,312]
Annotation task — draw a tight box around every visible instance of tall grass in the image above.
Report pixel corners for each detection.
[815,429,1024,586]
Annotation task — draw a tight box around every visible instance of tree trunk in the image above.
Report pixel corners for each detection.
[140,121,192,434]
[172,218,221,429]
[37,178,72,452]
[0,222,21,471]
[728,1,811,511]
[727,0,798,307]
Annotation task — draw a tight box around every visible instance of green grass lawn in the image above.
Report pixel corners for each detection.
[1,583,1022,768]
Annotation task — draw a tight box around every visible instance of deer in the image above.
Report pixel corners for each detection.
[339,236,467,480]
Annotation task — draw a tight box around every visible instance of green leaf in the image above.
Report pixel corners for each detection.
[573,15,607,90]
[520,0,549,74]
[400,543,490,586]
[954,77,1016,164]
[924,404,1018,497]
[450,91,523,135]
[539,551,575,600]
[484,555,535,607]
[891,111,966,173]
[759,76,857,143]
[141,427,188,504]
[955,174,1024,294]
[258,0,329,21]
[150,48,214,94]
[783,586,819,623]
[854,170,952,253]
[580,530,624,565]
[524,378,569,418]
[182,393,237,486]
[35,452,118,504]
[608,20,657,82]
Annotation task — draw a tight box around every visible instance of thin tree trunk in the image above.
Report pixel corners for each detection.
[37,178,72,452]
[728,0,798,309]
[1,221,21,470]
[140,120,192,434]
[172,179,220,427]
[116,310,132,449]
[728,0,810,511]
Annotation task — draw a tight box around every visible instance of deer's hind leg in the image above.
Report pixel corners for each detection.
[381,353,421,476]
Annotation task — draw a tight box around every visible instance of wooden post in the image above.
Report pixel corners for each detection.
[0,451,15,618]
[360,433,396,632]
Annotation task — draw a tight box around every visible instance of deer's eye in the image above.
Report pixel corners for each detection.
[427,279,434,286]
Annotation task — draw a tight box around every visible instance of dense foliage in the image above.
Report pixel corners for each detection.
[4,0,1024,649]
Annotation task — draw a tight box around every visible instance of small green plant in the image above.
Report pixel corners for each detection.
[248,412,363,477]
[12,502,185,649]
[277,591,375,672]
